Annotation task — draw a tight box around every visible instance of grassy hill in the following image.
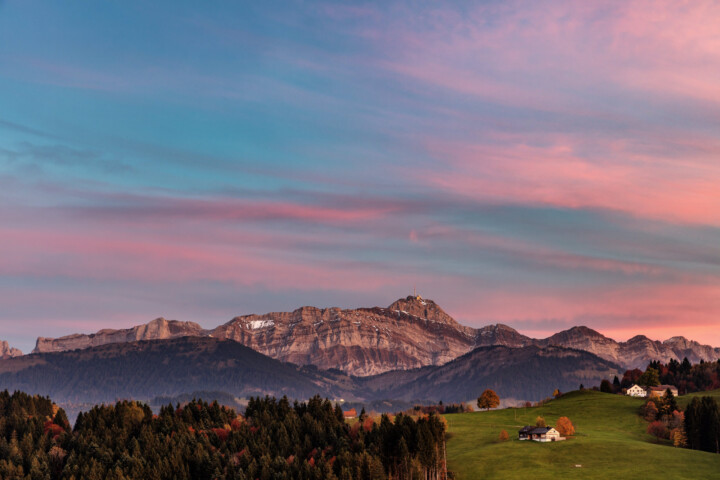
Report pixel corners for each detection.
[444,390,720,479]
[676,388,720,409]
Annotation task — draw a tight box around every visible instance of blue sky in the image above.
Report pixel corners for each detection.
[1,1,719,352]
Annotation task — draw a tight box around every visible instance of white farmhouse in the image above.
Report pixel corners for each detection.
[518,426,565,442]
[626,384,647,397]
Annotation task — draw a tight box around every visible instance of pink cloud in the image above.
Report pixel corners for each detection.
[60,192,407,226]
[358,1,720,225]
[0,226,411,291]
[414,135,720,225]
[376,1,720,107]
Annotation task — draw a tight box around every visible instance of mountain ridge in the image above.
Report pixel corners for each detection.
[27,296,720,373]
[32,317,205,353]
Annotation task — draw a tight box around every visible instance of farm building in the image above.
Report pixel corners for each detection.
[518,425,534,440]
[626,384,647,397]
[518,426,565,442]
[647,385,678,397]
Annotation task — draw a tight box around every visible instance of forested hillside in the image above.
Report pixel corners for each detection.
[0,391,446,479]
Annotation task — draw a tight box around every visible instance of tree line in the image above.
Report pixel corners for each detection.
[0,390,448,479]
[619,358,720,393]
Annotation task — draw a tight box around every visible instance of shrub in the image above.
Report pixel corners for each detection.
[647,420,668,442]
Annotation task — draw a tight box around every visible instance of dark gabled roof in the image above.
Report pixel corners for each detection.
[529,427,551,435]
[519,426,534,434]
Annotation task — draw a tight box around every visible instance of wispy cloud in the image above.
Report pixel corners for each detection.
[0,0,719,350]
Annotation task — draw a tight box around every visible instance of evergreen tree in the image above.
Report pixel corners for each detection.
[600,379,613,393]
[699,397,720,454]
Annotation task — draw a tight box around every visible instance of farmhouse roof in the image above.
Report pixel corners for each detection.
[648,385,677,392]
[529,427,551,435]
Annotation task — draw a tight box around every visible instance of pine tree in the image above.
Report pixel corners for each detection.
[662,388,678,416]
[699,397,720,454]
[684,397,701,450]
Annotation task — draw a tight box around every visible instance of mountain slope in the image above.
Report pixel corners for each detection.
[445,390,720,479]
[360,345,623,402]
[3,337,355,405]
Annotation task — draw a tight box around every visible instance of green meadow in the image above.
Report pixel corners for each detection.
[677,388,720,409]
[444,389,720,479]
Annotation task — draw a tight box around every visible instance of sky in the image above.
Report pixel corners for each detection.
[1,1,719,353]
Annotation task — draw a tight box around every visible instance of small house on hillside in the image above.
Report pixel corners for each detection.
[518,426,565,442]
[647,385,678,397]
[343,408,357,419]
[626,384,647,397]
[518,425,534,440]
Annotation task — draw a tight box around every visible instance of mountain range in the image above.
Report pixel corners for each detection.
[20,295,720,373]
[0,336,620,407]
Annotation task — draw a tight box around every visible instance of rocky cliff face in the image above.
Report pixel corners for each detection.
[663,336,720,364]
[537,328,720,370]
[32,318,205,354]
[0,341,22,359]
[210,296,478,376]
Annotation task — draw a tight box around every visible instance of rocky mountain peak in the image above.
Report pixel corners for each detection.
[541,326,610,347]
[626,334,652,344]
[0,341,22,359]
[561,326,607,339]
[475,324,533,348]
[386,296,457,325]
[663,336,691,347]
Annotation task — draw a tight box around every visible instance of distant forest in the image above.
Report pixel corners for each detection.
[0,390,447,480]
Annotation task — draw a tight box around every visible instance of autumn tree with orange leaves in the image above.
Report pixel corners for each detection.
[555,416,575,436]
[477,389,500,411]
